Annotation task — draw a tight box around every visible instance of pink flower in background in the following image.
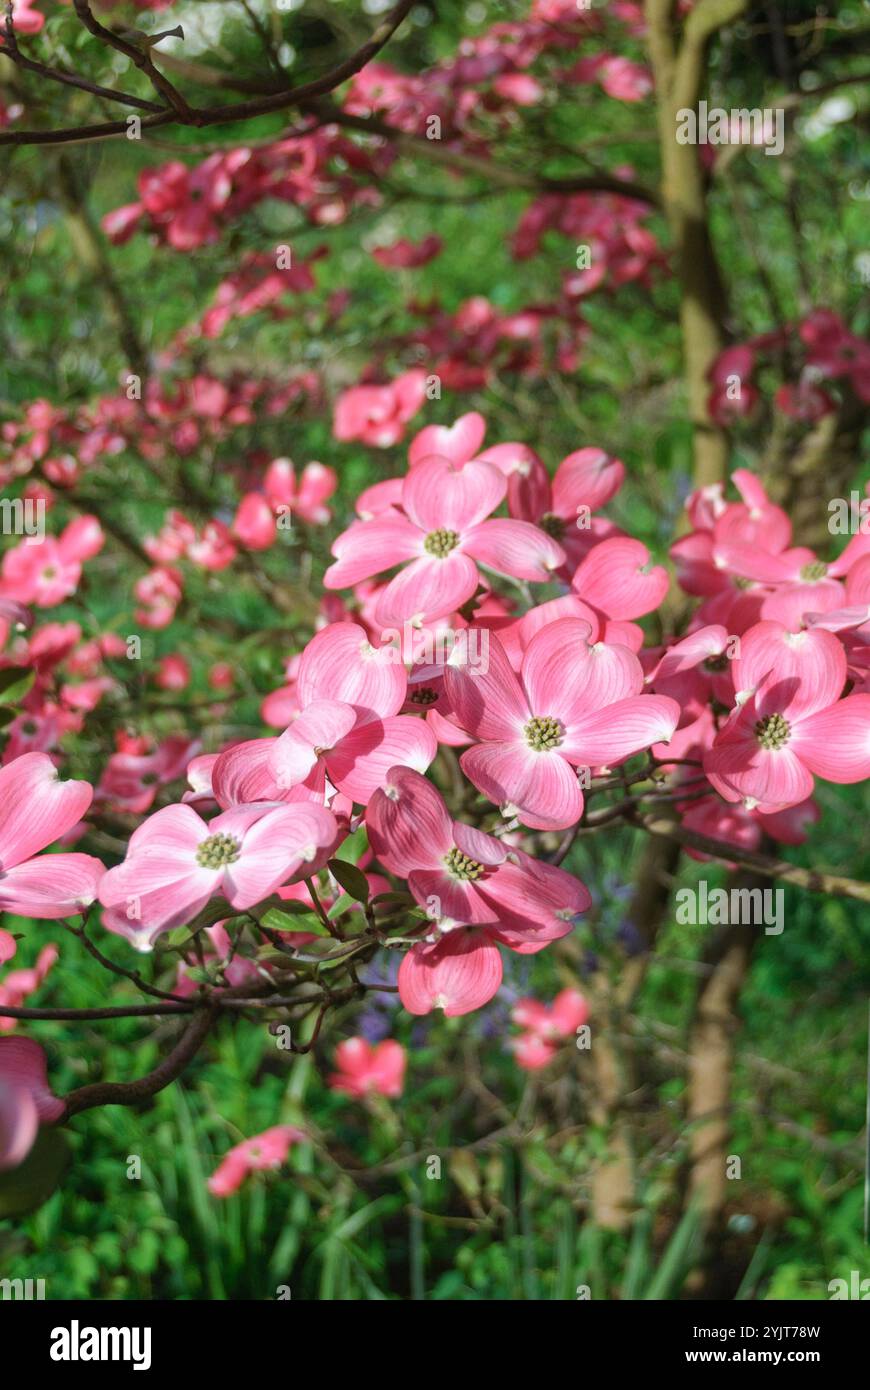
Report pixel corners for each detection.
[445,620,679,829]
[264,458,337,525]
[0,1037,64,1171]
[372,235,443,269]
[233,492,276,550]
[95,735,199,815]
[1,0,44,38]
[0,516,103,608]
[325,454,564,627]
[598,56,653,101]
[99,800,338,948]
[513,987,588,1069]
[0,931,16,965]
[208,1125,305,1197]
[333,369,428,447]
[329,1038,406,1098]
[0,944,58,1032]
[155,653,190,691]
[0,753,104,918]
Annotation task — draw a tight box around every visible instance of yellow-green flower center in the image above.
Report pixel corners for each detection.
[424,528,460,558]
[799,560,828,581]
[754,712,790,751]
[196,832,241,869]
[410,686,438,705]
[524,714,564,751]
[703,653,729,673]
[444,845,486,881]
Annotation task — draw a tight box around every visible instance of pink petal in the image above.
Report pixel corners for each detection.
[324,516,423,589]
[401,455,505,532]
[398,930,503,1016]
[573,537,670,619]
[483,850,590,940]
[460,741,583,830]
[326,715,437,804]
[0,931,17,965]
[0,1082,38,1171]
[122,802,208,860]
[652,625,730,681]
[443,631,530,739]
[462,518,566,581]
[366,766,453,874]
[562,695,680,766]
[0,752,94,870]
[790,694,870,783]
[374,552,479,627]
[408,412,486,467]
[0,853,104,919]
[551,447,625,514]
[270,701,358,790]
[296,622,406,717]
[334,1037,375,1079]
[224,804,338,908]
[521,619,642,724]
[733,621,846,721]
[0,1035,64,1123]
[211,738,286,807]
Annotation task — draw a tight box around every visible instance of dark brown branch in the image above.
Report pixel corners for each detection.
[0,0,416,146]
[0,1001,195,1020]
[72,0,192,118]
[61,1004,217,1117]
[2,7,164,113]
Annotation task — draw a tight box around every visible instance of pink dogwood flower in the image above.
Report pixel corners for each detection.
[208,1125,305,1197]
[99,800,339,949]
[325,454,565,627]
[445,620,680,829]
[495,445,625,569]
[329,1038,406,1098]
[333,369,427,447]
[705,621,870,810]
[0,753,104,918]
[366,767,590,1014]
[266,622,437,804]
[0,516,103,608]
[513,987,589,1069]
[0,1037,64,1172]
[264,458,337,525]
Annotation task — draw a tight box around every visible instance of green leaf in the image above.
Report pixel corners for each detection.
[161,899,235,949]
[0,667,34,704]
[371,891,414,908]
[260,906,328,936]
[328,858,369,903]
[330,825,368,866]
[0,1128,69,1219]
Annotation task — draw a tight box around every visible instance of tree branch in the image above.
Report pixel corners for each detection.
[61,1003,217,1117]
[0,0,416,146]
